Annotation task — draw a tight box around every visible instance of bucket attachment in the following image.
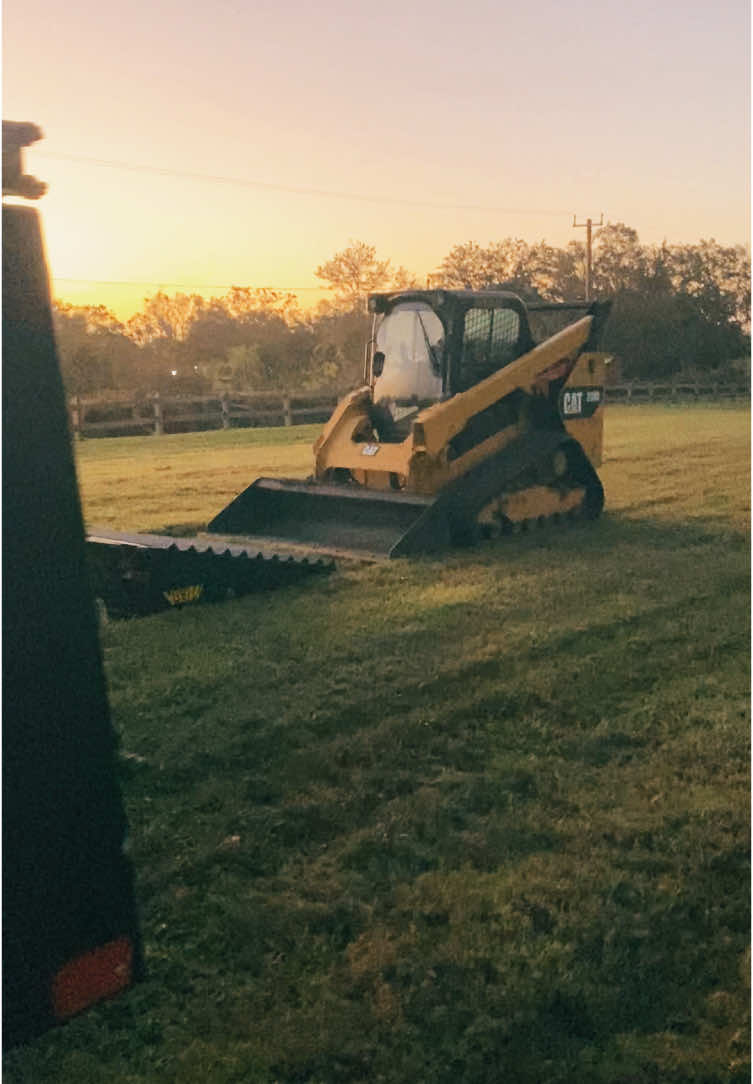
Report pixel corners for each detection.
[207,429,601,561]
[207,478,443,559]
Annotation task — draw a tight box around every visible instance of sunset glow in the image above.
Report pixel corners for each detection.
[4,0,749,320]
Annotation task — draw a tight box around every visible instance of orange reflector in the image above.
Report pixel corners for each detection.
[51,936,133,1020]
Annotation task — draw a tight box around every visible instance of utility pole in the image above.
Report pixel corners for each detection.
[572,213,604,300]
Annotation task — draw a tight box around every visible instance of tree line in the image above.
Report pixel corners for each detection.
[53,225,750,397]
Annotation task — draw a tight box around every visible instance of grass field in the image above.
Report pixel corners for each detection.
[5,404,750,1083]
[74,423,321,533]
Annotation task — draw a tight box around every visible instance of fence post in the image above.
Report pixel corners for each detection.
[152,392,164,436]
[70,395,82,440]
[221,392,230,430]
[282,394,293,427]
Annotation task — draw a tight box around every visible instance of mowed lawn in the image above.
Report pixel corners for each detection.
[6,404,750,1083]
[74,422,322,533]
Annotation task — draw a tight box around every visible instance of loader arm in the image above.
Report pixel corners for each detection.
[412,314,594,454]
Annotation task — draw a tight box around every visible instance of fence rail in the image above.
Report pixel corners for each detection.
[69,391,341,439]
[606,381,749,403]
[69,381,749,439]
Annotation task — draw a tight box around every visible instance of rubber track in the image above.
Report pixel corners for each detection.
[391,429,601,555]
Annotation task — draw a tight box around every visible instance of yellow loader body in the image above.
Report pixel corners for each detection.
[209,291,611,558]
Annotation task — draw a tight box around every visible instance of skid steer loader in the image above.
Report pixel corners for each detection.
[208,289,611,558]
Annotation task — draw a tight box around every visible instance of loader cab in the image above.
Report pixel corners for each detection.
[369,298,446,404]
[367,290,534,417]
[366,296,447,441]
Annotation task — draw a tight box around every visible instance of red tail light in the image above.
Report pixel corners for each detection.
[51,937,133,1020]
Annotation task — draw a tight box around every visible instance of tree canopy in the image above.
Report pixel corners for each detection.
[315,241,419,311]
[53,228,750,397]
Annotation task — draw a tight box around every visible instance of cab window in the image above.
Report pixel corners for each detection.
[490,308,521,366]
[460,307,521,388]
[373,301,444,404]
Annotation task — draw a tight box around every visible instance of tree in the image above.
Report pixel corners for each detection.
[53,224,749,397]
[53,302,139,395]
[590,223,649,296]
[311,242,420,388]
[185,289,299,365]
[391,265,421,291]
[310,303,370,390]
[183,288,320,392]
[125,292,208,389]
[435,238,580,301]
[434,241,491,290]
[433,226,750,378]
[315,241,393,310]
[593,232,750,376]
[221,286,301,324]
[182,298,239,366]
[665,240,750,334]
[126,291,205,347]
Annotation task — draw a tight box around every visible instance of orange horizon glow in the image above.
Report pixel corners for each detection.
[6,0,748,323]
[48,279,336,323]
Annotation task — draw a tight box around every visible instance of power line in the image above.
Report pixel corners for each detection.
[52,276,329,291]
[35,150,569,216]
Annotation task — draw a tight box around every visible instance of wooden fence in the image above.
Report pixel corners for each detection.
[69,381,749,439]
[69,391,341,439]
[606,380,749,404]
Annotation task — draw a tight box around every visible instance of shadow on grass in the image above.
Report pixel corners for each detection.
[120,501,749,894]
[106,503,749,1084]
[462,508,749,562]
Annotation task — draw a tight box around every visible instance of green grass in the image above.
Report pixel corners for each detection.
[6,404,750,1083]
[75,423,321,532]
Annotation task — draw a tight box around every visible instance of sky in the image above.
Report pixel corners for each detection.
[3,0,750,320]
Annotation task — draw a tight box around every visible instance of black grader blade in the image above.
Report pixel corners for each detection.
[86,530,334,619]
